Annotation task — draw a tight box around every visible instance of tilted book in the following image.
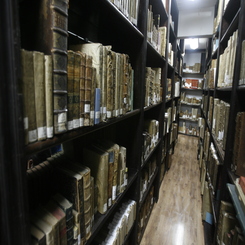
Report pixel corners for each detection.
[36,0,69,134]
[30,224,46,245]
[21,49,37,144]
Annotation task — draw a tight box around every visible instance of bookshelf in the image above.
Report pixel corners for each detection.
[0,0,180,244]
[200,0,245,243]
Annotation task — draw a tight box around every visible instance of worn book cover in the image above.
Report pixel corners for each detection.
[73,52,81,129]
[83,145,109,214]
[33,51,47,141]
[30,224,46,245]
[21,49,37,144]
[67,50,75,131]
[44,55,53,138]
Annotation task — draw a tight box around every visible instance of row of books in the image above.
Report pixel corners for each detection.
[94,200,136,245]
[217,30,238,88]
[109,0,139,26]
[212,98,230,150]
[232,112,245,177]
[179,108,200,121]
[27,139,128,244]
[168,43,174,66]
[142,119,160,162]
[166,78,172,100]
[182,78,203,89]
[216,200,244,245]
[204,59,216,89]
[201,94,214,125]
[145,67,163,107]
[137,185,155,243]
[21,43,134,145]
[180,92,202,105]
[147,6,167,57]
[183,62,201,73]
[178,123,199,136]
[140,155,157,202]
[207,143,221,192]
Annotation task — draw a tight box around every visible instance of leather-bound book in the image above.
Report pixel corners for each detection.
[233,112,245,176]
[36,0,69,134]
[21,49,37,144]
[73,52,81,129]
[30,224,46,245]
[33,51,47,141]
[83,145,109,214]
[90,67,96,126]
[78,52,86,127]
[67,50,75,131]
[44,55,54,139]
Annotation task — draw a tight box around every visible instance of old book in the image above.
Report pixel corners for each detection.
[83,145,109,214]
[44,200,67,245]
[78,52,86,127]
[90,67,96,126]
[216,200,235,244]
[33,51,47,141]
[106,49,114,118]
[44,55,53,138]
[67,50,75,131]
[36,0,69,134]
[94,88,101,125]
[30,224,46,245]
[21,49,37,144]
[239,40,245,85]
[33,206,60,245]
[84,55,92,126]
[118,146,127,194]
[55,166,85,242]
[30,215,53,245]
[233,112,245,176]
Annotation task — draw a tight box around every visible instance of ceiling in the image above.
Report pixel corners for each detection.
[176,0,217,12]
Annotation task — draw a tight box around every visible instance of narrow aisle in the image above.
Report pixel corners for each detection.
[140,134,204,245]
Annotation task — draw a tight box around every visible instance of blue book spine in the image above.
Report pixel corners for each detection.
[94,88,101,124]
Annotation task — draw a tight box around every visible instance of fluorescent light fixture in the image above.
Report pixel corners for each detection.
[186,38,199,50]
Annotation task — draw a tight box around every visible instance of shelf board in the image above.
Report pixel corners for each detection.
[183,72,205,76]
[25,109,140,155]
[211,133,225,163]
[181,87,203,91]
[86,170,138,244]
[179,117,198,123]
[227,183,245,237]
[144,102,162,112]
[216,86,233,92]
[237,85,245,91]
[146,41,166,66]
[178,132,198,137]
[180,102,201,107]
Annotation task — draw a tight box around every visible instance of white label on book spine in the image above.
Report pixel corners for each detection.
[77,235,81,245]
[58,112,67,123]
[86,224,91,234]
[28,129,37,143]
[47,126,53,138]
[107,111,112,118]
[90,110,94,119]
[115,109,119,117]
[103,203,107,213]
[24,117,28,129]
[108,198,112,207]
[68,120,73,131]
[95,111,100,119]
[102,107,107,114]
[38,126,47,139]
[120,108,123,115]
[79,118,84,127]
[84,104,90,113]
[112,186,117,201]
[73,119,79,129]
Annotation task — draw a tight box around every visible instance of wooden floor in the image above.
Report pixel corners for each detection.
[140,134,205,245]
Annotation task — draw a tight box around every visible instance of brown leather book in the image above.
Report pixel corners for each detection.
[73,52,81,129]
[67,50,75,131]
[36,0,69,134]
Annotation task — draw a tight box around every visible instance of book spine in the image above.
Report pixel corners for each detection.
[84,55,92,126]
[90,67,96,126]
[67,50,75,131]
[44,55,54,138]
[21,49,37,144]
[79,52,86,127]
[106,50,114,119]
[73,52,81,129]
[33,51,47,141]
[94,88,101,125]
